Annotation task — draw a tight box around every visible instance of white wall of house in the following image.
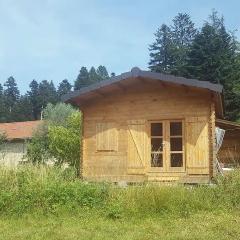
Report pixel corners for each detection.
[0,141,27,166]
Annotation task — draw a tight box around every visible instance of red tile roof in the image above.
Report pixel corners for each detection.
[0,120,42,140]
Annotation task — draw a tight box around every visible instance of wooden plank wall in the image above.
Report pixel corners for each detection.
[80,79,213,183]
[218,132,240,165]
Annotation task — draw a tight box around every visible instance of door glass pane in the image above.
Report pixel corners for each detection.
[170,122,182,136]
[170,138,182,151]
[151,138,163,151]
[171,153,183,167]
[151,153,163,167]
[151,123,162,136]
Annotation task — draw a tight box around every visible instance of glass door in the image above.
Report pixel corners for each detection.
[168,121,185,171]
[150,122,164,169]
[150,120,185,172]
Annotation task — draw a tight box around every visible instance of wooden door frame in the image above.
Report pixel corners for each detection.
[147,119,186,173]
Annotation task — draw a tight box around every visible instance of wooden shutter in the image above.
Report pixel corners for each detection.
[186,117,209,174]
[96,122,118,151]
[127,120,147,174]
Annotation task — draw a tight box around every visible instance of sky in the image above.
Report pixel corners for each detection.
[0,0,240,93]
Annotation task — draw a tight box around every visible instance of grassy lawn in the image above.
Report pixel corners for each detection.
[0,211,240,240]
[1,166,240,240]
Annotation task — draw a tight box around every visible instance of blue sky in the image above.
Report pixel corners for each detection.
[0,0,240,93]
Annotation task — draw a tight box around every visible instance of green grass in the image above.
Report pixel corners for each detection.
[0,165,240,239]
[0,211,240,240]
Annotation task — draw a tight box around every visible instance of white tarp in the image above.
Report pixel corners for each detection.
[215,127,226,174]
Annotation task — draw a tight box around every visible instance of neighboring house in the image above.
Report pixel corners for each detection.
[216,119,240,166]
[0,120,42,166]
[63,67,237,183]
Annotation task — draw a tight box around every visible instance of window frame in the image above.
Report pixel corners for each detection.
[148,119,185,172]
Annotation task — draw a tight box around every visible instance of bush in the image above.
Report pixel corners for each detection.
[25,123,50,164]
[0,131,7,160]
[43,103,77,127]
[48,111,81,170]
[25,103,81,173]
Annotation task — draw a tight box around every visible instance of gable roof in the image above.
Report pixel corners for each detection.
[0,120,42,140]
[63,67,223,101]
[63,67,224,117]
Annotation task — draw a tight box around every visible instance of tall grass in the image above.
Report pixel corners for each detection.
[0,165,240,218]
[0,165,109,216]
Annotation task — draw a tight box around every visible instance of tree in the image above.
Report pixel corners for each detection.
[170,13,197,75]
[48,111,81,172]
[28,80,41,120]
[149,13,196,75]
[3,76,20,122]
[149,24,174,73]
[26,123,50,164]
[74,67,89,90]
[0,84,3,96]
[96,66,109,80]
[3,76,20,105]
[58,79,72,98]
[89,67,100,84]
[186,11,240,120]
[38,80,58,109]
[0,84,7,122]
[12,95,34,121]
[26,103,81,175]
[43,103,76,127]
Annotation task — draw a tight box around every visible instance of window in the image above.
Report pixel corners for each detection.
[151,122,163,167]
[150,120,184,171]
[169,122,183,168]
[96,122,118,151]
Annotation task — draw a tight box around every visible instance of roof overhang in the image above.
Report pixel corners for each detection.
[216,119,240,130]
[63,67,224,117]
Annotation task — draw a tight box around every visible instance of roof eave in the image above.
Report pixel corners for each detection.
[62,67,223,104]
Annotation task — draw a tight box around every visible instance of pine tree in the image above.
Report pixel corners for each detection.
[0,84,3,96]
[96,66,109,81]
[58,79,72,97]
[27,80,41,120]
[12,95,34,121]
[4,76,20,108]
[0,84,7,122]
[38,80,58,110]
[170,13,197,75]
[149,13,196,75]
[89,67,100,84]
[74,67,90,90]
[186,11,240,120]
[3,76,20,121]
[149,24,174,73]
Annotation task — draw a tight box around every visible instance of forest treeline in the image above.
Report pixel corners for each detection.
[0,10,239,123]
[0,66,112,122]
[149,11,240,121]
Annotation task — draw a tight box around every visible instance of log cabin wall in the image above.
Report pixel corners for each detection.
[218,131,240,166]
[80,79,214,183]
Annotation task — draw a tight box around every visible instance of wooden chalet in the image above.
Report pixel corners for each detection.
[64,67,227,183]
